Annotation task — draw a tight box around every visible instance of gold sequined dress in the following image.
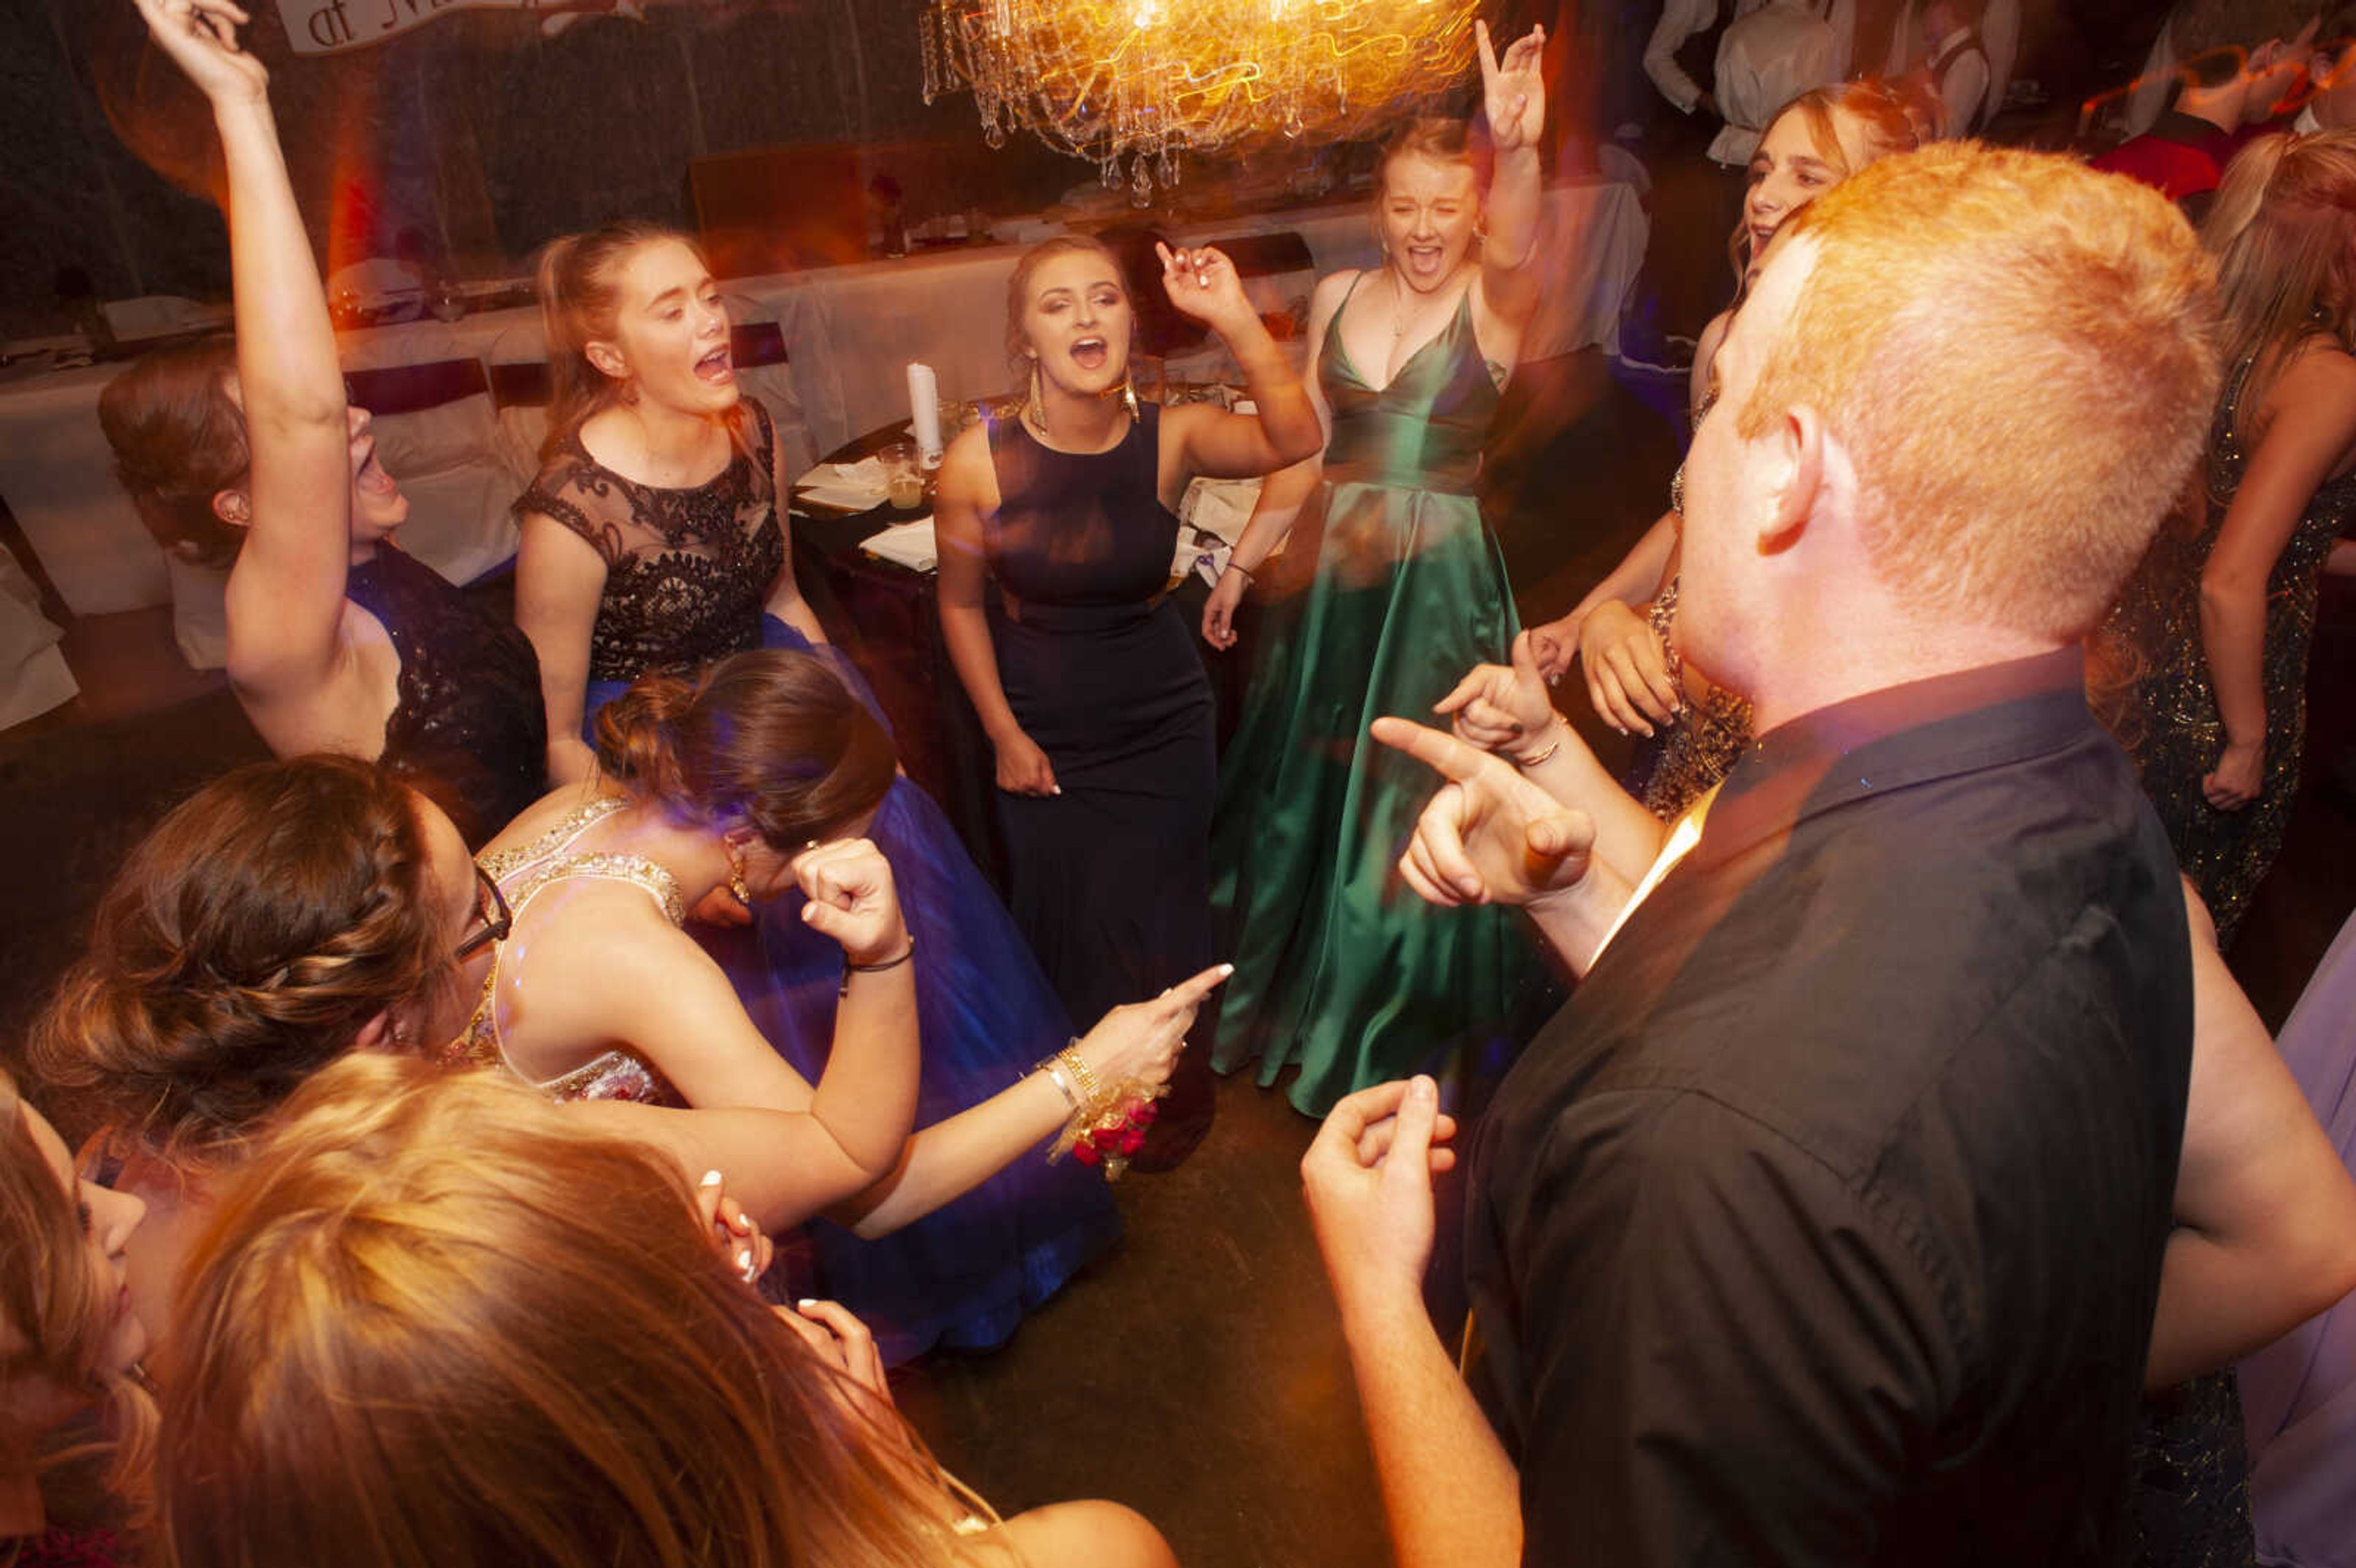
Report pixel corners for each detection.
[2113,350,2356,945]
[448,795,684,1104]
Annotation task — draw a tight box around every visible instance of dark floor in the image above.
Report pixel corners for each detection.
[4,357,2351,1568]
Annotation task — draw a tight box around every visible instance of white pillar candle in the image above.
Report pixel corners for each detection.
[907,362,943,467]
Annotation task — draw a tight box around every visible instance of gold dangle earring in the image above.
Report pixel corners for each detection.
[726,842,752,907]
[1122,366,1140,419]
[1030,361,1049,439]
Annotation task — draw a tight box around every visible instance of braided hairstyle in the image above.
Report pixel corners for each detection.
[594,650,897,850]
[28,756,455,1170]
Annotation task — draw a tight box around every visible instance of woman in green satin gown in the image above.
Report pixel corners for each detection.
[1198,23,1552,1116]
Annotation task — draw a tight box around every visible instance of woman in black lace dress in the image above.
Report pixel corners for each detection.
[95,0,542,848]
[514,221,819,777]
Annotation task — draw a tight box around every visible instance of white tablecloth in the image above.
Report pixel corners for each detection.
[0,180,1641,649]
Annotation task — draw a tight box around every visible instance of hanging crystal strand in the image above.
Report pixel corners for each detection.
[1131,150,1153,206]
[921,8,942,103]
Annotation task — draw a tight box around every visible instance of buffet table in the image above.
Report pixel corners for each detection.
[0,177,1643,676]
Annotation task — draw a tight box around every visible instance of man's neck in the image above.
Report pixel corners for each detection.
[2173,81,2250,134]
[1745,626,2062,738]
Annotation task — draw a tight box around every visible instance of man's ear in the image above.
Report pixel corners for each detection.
[210,488,252,529]
[1759,404,1826,556]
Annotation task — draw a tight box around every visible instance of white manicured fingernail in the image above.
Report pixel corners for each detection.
[699,1169,723,1188]
[797,1298,820,1311]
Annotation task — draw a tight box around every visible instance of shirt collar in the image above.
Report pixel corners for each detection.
[1692,647,2092,870]
[2152,108,2237,154]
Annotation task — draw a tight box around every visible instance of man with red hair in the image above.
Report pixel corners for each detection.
[1306,144,2222,1568]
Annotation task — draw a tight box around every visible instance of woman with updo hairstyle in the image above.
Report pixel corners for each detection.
[1522,79,1919,820]
[160,1053,1179,1568]
[481,648,1222,1362]
[30,751,494,1345]
[96,0,544,848]
[1,1069,152,1568]
[2113,128,2356,945]
[1198,25,1552,1117]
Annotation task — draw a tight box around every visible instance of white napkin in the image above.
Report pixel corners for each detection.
[860,517,938,573]
[795,456,891,510]
[1177,475,1263,545]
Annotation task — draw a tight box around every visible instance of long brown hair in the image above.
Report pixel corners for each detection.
[27,756,456,1172]
[0,1071,156,1528]
[534,220,733,461]
[2202,129,2356,445]
[95,339,251,568]
[595,650,898,849]
[158,1055,996,1568]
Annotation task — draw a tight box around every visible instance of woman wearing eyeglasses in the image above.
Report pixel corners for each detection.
[31,751,925,1351]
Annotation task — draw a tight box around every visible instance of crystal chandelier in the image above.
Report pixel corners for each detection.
[921,0,1479,203]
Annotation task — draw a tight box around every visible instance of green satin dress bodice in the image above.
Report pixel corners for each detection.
[1209,280,1538,1116]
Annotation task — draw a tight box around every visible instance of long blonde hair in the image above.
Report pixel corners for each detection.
[0,1070,156,1531]
[2202,129,2356,445]
[158,1055,999,1568]
[1730,79,1920,288]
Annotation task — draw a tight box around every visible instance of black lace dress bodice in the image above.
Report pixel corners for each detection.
[343,543,545,848]
[516,400,785,683]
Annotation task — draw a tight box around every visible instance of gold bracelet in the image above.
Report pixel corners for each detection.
[1514,719,1564,769]
[1055,1042,1107,1116]
[1034,1055,1080,1109]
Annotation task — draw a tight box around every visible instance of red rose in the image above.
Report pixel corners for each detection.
[1071,1139,1104,1166]
[1117,1127,1147,1156]
[1131,1101,1160,1127]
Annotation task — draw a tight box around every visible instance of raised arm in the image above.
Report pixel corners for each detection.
[1152,242,1323,483]
[1475,20,1549,333]
[1199,268,1343,650]
[137,0,362,744]
[515,511,607,784]
[935,424,1057,797]
[2146,885,2356,1388]
[2195,348,2356,810]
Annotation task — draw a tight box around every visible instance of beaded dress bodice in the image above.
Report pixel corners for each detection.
[450,794,686,1104]
[516,400,785,682]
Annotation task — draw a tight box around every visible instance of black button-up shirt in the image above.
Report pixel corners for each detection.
[1465,648,2195,1566]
